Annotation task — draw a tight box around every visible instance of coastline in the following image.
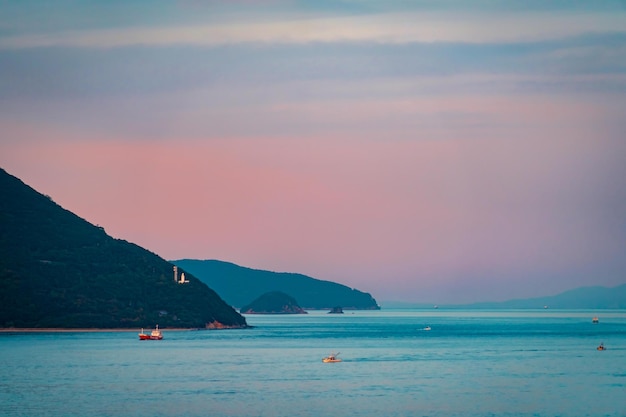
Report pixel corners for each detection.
[0,323,251,333]
[0,328,199,333]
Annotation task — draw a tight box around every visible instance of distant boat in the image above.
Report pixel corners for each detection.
[597,342,605,351]
[322,352,342,363]
[592,317,599,323]
[422,326,432,331]
[139,325,163,340]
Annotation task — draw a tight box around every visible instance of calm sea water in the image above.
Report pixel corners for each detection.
[1,309,625,417]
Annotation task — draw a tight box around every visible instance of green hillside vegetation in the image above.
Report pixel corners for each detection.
[240,291,307,314]
[172,259,380,310]
[0,168,247,329]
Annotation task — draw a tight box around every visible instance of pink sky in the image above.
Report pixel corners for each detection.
[3,96,624,303]
[1,2,625,303]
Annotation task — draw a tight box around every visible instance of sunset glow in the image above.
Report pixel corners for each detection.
[2,1,625,303]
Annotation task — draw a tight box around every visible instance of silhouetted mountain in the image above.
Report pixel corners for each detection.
[0,168,247,329]
[171,259,380,310]
[240,291,307,314]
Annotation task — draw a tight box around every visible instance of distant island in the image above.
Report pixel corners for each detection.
[0,168,248,329]
[172,259,380,310]
[240,291,307,314]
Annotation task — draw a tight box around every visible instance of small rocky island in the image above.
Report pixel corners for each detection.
[240,291,307,314]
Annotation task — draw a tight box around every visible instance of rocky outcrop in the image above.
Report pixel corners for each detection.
[205,320,249,329]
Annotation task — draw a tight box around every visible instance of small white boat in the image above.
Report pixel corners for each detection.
[322,352,342,363]
[423,326,432,331]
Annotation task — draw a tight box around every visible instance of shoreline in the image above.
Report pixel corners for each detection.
[0,327,200,333]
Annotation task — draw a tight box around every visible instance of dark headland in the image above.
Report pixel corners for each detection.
[0,168,248,330]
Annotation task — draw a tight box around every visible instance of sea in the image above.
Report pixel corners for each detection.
[1,309,625,417]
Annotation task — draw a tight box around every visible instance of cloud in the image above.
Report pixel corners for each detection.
[1,11,625,49]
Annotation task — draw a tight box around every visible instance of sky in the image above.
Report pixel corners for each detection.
[1,0,625,304]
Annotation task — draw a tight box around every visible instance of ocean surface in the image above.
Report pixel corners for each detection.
[1,309,625,417]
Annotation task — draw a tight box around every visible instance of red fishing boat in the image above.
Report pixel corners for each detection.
[139,325,163,340]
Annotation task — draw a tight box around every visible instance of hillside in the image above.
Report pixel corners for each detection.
[0,168,247,329]
[172,259,380,310]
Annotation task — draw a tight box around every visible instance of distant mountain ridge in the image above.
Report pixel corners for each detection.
[462,284,626,309]
[0,168,247,329]
[381,284,626,309]
[171,259,380,310]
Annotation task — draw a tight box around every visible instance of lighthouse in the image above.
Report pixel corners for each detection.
[174,265,188,284]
